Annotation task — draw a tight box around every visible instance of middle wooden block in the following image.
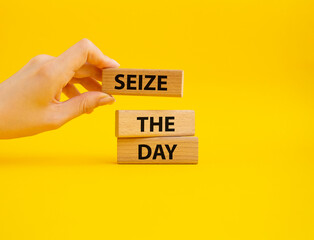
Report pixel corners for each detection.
[116,110,195,138]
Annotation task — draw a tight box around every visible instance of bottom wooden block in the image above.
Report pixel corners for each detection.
[117,137,198,164]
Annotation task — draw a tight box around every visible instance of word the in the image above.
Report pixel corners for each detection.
[114,74,168,91]
[138,144,177,160]
[137,116,175,132]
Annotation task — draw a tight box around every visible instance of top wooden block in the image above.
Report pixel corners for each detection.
[102,68,184,97]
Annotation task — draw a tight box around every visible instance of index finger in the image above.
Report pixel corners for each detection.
[54,38,119,76]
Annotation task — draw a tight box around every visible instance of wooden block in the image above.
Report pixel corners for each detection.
[102,68,183,97]
[117,137,198,164]
[116,110,195,138]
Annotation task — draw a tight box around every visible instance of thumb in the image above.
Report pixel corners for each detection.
[58,91,115,123]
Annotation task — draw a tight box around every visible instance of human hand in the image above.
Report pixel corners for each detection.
[0,39,119,139]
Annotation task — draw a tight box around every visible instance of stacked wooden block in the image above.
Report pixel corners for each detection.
[102,68,198,164]
[115,110,198,163]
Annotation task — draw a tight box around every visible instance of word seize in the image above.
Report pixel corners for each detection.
[103,68,184,97]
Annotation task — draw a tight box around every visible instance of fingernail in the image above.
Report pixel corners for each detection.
[98,92,111,99]
[110,59,120,67]
[98,95,115,106]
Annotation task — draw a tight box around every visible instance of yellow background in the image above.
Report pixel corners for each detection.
[1,0,314,239]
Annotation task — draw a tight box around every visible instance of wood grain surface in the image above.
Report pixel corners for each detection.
[115,110,195,138]
[117,137,198,164]
[102,68,183,97]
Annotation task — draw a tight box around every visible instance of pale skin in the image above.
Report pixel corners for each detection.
[0,39,119,139]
